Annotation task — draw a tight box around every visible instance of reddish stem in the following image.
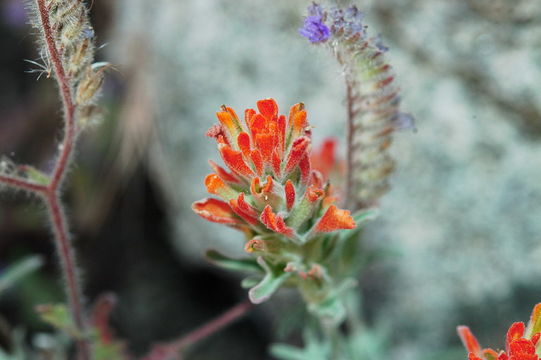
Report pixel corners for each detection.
[0,174,47,193]
[142,300,255,360]
[45,193,89,359]
[33,1,89,358]
[36,0,76,190]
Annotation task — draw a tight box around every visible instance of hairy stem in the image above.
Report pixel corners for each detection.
[36,0,76,190]
[45,193,89,360]
[142,299,255,360]
[0,0,102,358]
[0,175,47,193]
[33,0,88,358]
[344,79,356,210]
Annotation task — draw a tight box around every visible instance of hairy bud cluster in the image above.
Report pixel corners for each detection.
[27,0,106,127]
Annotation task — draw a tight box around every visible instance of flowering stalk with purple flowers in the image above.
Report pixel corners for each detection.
[300,2,414,211]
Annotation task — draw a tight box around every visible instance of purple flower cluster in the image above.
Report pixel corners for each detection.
[391,112,416,132]
[298,3,330,43]
[299,2,390,53]
[372,34,389,53]
[330,5,365,37]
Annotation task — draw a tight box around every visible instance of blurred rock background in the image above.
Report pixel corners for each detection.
[0,0,540,359]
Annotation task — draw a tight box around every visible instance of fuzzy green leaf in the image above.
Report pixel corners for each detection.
[0,256,43,295]
[22,166,50,185]
[93,341,126,360]
[271,328,331,360]
[308,295,346,326]
[240,276,260,289]
[248,257,291,304]
[205,249,262,273]
[352,208,379,224]
[36,304,80,338]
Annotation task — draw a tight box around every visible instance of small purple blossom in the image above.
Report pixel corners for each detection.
[299,15,330,43]
[344,5,363,20]
[328,5,365,38]
[391,112,416,132]
[373,34,389,52]
[329,8,345,32]
[344,6,365,34]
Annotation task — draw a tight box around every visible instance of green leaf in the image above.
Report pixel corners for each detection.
[205,249,262,273]
[240,276,260,289]
[0,255,43,296]
[22,165,50,185]
[93,341,126,360]
[309,295,346,326]
[347,327,389,360]
[248,257,291,304]
[271,344,311,360]
[309,279,357,326]
[35,304,80,339]
[271,328,331,360]
[352,208,379,224]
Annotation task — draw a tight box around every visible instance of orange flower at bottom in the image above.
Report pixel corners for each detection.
[458,303,541,360]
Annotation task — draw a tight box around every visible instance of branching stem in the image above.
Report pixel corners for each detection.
[0,1,89,358]
[44,193,89,359]
[141,299,255,360]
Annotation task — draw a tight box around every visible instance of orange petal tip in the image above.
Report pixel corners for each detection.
[260,205,294,237]
[192,198,238,225]
[314,205,356,233]
[457,326,482,356]
[256,98,278,119]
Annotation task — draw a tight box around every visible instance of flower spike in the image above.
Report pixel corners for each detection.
[193,99,358,307]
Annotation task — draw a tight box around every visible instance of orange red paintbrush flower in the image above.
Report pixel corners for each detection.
[458,303,541,360]
[193,98,355,244]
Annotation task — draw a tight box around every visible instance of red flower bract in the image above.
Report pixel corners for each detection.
[458,303,541,360]
[193,98,356,244]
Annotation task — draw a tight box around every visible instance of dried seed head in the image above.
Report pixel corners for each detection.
[77,104,102,130]
[65,37,93,79]
[75,67,104,105]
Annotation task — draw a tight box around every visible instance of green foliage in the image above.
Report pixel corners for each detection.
[0,256,43,296]
[249,257,292,304]
[92,340,126,360]
[21,166,50,186]
[205,249,262,273]
[0,329,27,360]
[271,326,390,360]
[36,304,80,339]
[35,303,127,359]
[271,328,332,360]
